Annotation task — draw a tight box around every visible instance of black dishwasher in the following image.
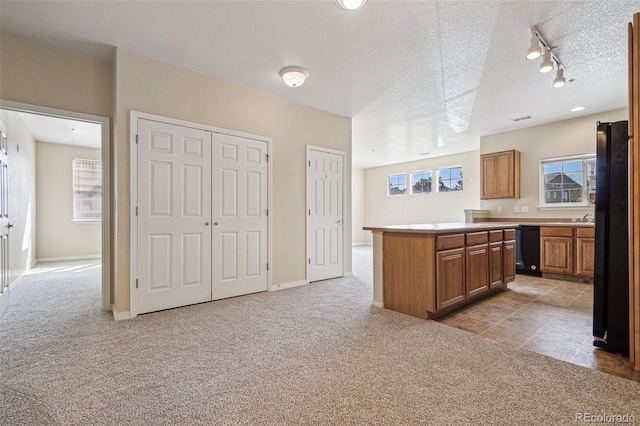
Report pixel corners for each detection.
[516,226,541,276]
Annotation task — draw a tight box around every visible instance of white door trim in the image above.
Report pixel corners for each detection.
[0,99,112,312]
[129,111,272,318]
[306,144,346,283]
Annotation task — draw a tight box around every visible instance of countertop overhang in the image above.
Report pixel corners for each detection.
[363,221,595,234]
[362,222,520,234]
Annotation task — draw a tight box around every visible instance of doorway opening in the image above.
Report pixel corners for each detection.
[0,100,110,314]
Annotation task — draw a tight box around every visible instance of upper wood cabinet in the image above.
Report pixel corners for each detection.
[480,150,521,199]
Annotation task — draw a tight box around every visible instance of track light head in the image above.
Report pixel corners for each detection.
[539,48,553,73]
[526,34,541,60]
[552,67,566,88]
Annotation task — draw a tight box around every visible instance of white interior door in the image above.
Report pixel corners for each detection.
[212,133,268,300]
[136,119,212,314]
[0,124,9,316]
[307,147,344,282]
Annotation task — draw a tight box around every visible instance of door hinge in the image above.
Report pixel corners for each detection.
[266,153,270,161]
[136,134,139,144]
[136,278,139,289]
[266,263,269,271]
[308,258,311,265]
[308,209,311,216]
[266,208,268,216]
[136,206,138,216]
[308,160,311,167]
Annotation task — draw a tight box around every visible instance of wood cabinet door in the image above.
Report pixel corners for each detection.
[480,150,520,199]
[576,237,595,276]
[436,248,465,310]
[503,240,516,283]
[540,236,573,274]
[465,244,489,297]
[489,242,503,289]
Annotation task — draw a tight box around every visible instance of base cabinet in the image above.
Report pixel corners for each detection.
[503,240,516,283]
[541,236,574,274]
[489,242,504,289]
[436,248,465,309]
[466,244,489,297]
[576,237,595,276]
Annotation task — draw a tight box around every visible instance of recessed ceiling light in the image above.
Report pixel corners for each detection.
[279,66,309,88]
[335,0,367,10]
[570,106,586,112]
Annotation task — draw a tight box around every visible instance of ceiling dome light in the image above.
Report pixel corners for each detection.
[552,67,566,88]
[571,106,586,112]
[335,0,367,10]
[539,48,553,73]
[279,66,309,87]
[526,34,541,60]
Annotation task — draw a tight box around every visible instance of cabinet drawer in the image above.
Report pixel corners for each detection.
[504,229,516,241]
[436,234,465,250]
[540,227,573,237]
[489,230,503,242]
[576,227,595,238]
[466,231,488,246]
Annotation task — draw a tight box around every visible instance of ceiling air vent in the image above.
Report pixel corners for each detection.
[511,115,532,122]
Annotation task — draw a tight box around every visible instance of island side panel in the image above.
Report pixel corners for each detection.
[382,232,436,319]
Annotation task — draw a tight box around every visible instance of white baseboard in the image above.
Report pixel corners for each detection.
[112,304,132,321]
[344,272,353,277]
[37,255,101,263]
[9,274,26,291]
[270,279,308,291]
[352,243,372,246]
[372,300,384,308]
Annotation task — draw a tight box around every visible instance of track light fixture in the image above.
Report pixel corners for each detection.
[526,26,567,88]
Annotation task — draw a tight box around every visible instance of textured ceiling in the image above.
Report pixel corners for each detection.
[0,1,636,168]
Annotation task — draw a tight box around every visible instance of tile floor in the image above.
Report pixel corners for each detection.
[437,274,640,381]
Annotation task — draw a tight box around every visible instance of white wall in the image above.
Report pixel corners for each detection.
[363,150,482,242]
[0,110,37,283]
[36,142,101,260]
[352,167,367,245]
[480,108,628,219]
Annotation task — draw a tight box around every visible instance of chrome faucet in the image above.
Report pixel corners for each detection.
[581,213,592,223]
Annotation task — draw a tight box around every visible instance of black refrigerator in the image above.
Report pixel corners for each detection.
[593,120,629,356]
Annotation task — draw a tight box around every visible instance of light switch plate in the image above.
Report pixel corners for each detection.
[521,206,529,213]
[514,206,520,213]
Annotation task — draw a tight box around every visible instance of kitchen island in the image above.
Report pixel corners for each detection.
[363,223,519,320]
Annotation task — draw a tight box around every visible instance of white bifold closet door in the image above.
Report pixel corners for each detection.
[211,133,268,300]
[137,119,213,314]
[136,118,268,315]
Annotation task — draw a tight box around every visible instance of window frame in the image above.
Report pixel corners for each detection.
[410,169,433,195]
[387,173,407,196]
[436,166,463,193]
[539,153,596,209]
[72,158,102,222]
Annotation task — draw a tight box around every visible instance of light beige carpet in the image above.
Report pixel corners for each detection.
[1,259,639,425]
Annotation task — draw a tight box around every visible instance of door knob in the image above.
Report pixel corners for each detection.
[214,222,218,226]
[337,220,342,224]
[205,222,209,226]
[7,224,14,228]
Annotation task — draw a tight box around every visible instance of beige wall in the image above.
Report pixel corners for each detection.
[114,49,352,312]
[352,167,367,245]
[0,110,37,283]
[0,34,113,118]
[36,142,101,260]
[480,109,628,219]
[363,151,481,242]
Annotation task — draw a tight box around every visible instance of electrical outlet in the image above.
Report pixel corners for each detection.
[514,206,520,213]
[497,206,503,213]
[521,206,529,213]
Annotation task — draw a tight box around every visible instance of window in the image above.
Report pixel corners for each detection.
[73,158,102,221]
[388,174,406,196]
[411,170,432,194]
[540,154,596,207]
[438,166,463,192]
